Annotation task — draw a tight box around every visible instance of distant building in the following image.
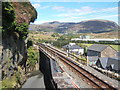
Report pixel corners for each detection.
[79,35,91,39]
[96,57,120,73]
[87,44,117,66]
[62,43,84,55]
[71,38,120,42]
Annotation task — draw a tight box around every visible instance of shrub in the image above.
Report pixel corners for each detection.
[2,2,15,32]
[15,23,29,40]
[27,47,38,69]
[27,39,33,48]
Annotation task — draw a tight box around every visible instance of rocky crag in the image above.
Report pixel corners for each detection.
[0,1,37,88]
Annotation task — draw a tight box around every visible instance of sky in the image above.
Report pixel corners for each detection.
[29,1,119,24]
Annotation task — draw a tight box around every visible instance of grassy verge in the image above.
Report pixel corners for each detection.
[2,66,27,88]
[77,43,93,47]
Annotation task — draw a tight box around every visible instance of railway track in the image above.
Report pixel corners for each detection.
[39,43,117,89]
[47,45,87,65]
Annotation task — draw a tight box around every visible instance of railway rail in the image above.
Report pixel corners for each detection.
[39,43,117,89]
[47,44,87,65]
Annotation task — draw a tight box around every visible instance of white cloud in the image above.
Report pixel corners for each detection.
[54,6,117,19]
[101,7,118,12]
[32,3,118,24]
[55,14,72,17]
[52,6,65,10]
[54,6,95,18]
[32,3,50,9]
[95,14,118,19]
[41,6,50,9]
[33,3,40,8]
[55,6,94,15]
[70,16,83,19]
[81,6,93,12]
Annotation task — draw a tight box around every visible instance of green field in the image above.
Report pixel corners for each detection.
[110,45,119,51]
[29,31,119,51]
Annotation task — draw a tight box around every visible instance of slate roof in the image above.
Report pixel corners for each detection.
[117,52,120,56]
[63,44,83,49]
[88,44,109,52]
[98,57,120,71]
[98,57,109,69]
[88,56,99,62]
[62,44,71,49]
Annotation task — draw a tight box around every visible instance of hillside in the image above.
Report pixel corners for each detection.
[1,1,37,88]
[29,20,119,33]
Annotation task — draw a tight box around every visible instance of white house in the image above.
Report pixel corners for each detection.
[62,43,84,55]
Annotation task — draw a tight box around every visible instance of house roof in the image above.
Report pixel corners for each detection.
[63,44,83,49]
[117,52,120,56]
[98,57,109,69]
[88,56,99,62]
[62,44,71,49]
[88,44,109,52]
[98,57,120,71]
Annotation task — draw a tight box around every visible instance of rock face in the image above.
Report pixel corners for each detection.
[1,1,37,78]
[12,2,37,24]
[29,20,119,33]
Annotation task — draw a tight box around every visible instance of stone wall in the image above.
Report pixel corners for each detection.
[39,50,56,89]
[101,46,117,57]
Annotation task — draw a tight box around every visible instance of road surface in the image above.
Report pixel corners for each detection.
[21,71,45,89]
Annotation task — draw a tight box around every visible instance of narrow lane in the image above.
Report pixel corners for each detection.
[22,71,45,88]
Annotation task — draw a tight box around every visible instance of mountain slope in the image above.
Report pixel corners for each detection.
[29,20,119,33]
